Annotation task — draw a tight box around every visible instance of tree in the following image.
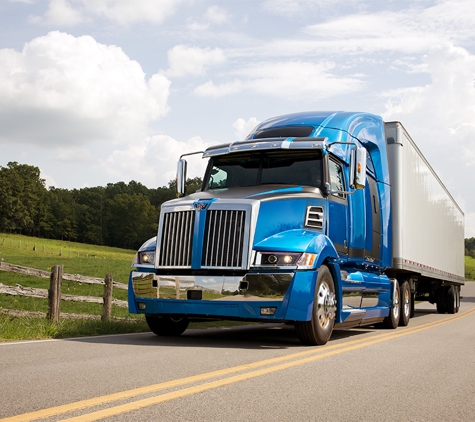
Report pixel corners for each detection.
[105,193,158,249]
[0,162,46,234]
[465,238,475,257]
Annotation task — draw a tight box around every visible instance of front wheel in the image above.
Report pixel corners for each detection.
[146,315,189,336]
[295,265,336,346]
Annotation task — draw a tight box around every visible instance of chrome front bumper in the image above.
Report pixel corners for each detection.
[131,271,293,301]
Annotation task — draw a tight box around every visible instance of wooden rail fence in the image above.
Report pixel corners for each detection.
[0,261,128,323]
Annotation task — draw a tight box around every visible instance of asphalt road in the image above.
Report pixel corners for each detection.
[1,282,475,422]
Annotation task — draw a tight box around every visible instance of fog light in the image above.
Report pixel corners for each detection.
[260,307,277,316]
[137,302,146,310]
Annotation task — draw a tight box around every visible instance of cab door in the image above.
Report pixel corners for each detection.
[327,158,348,256]
[365,175,381,262]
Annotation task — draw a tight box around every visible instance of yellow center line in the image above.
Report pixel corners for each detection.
[2,308,474,422]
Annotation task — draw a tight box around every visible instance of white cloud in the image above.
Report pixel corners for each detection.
[36,0,185,26]
[194,79,243,98]
[165,45,226,78]
[204,5,230,24]
[0,31,170,147]
[44,0,84,26]
[301,1,475,54]
[186,4,230,32]
[233,117,260,140]
[464,212,475,238]
[101,135,211,187]
[194,61,364,100]
[262,0,361,16]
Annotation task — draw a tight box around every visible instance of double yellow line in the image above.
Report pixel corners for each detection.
[3,308,475,422]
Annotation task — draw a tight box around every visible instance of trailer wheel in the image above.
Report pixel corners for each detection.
[436,288,446,314]
[383,281,400,329]
[295,265,336,346]
[399,281,411,326]
[446,286,457,314]
[146,315,189,336]
[456,286,461,313]
[410,291,415,318]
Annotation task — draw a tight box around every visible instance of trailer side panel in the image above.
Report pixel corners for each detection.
[385,121,464,284]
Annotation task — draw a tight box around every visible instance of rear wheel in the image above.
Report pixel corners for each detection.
[436,287,447,314]
[410,291,415,318]
[146,315,189,336]
[295,265,336,345]
[383,281,400,329]
[399,281,411,326]
[446,286,457,314]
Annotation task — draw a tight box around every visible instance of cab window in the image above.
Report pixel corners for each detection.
[328,159,345,198]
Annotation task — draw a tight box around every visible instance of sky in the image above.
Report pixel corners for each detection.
[0,0,475,236]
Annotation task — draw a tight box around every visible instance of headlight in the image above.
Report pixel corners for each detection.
[253,252,317,269]
[132,251,155,265]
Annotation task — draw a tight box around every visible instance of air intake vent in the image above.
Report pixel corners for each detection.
[305,206,324,229]
[158,210,194,267]
[202,210,246,268]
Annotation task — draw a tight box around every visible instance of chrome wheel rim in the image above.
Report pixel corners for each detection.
[403,288,410,317]
[316,281,336,329]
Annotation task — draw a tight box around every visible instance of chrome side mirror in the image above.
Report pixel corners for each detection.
[350,146,367,190]
[177,158,187,196]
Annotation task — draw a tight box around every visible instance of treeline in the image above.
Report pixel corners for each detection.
[0,162,201,250]
[466,238,475,258]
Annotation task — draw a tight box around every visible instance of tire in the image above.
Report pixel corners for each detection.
[455,286,460,313]
[146,315,189,336]
[295,265,336,346]
[399,281,411,326]
[410,291,415,318]
[383,280,400,329]
[436,287,446,314]
[446,286,457,314]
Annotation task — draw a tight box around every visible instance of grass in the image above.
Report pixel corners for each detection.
[0,314,150,341]
[465,256,475,280]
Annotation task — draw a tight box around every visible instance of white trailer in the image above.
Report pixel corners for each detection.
[385,121,464,313]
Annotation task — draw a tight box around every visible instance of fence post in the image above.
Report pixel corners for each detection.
[102,274,113,322]
[47,265,63,323]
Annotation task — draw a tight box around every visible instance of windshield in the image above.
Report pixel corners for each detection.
[203,150,323,190]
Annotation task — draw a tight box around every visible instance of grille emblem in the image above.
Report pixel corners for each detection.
[193,201,209,211]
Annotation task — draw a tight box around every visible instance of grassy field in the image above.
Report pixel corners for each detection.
[465,256,475,280]
[0,232,147,340]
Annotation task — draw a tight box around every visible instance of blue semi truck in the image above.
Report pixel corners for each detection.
[129,111,465,345]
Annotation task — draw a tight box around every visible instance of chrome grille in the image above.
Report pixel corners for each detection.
[202,210,246,268]
[158,210,194,267]
[305,206,324,229]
